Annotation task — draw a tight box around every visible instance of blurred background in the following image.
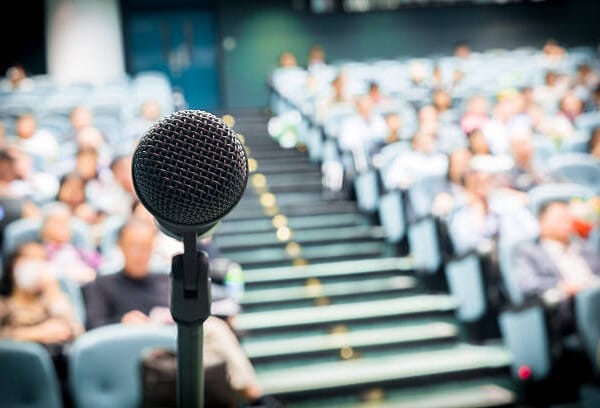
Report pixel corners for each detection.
[0,0,599,407]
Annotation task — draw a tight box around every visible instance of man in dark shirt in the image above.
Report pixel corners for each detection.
[83,219,170,329]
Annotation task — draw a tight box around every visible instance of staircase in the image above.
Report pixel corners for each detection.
[213,110,517,407]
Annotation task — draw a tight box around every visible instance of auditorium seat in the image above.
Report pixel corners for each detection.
[0,340,63,408]
[546,153,600,191]
[68,324,176,408]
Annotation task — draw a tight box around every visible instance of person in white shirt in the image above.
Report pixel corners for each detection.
[338,95,386,157]
[11,114,59,170]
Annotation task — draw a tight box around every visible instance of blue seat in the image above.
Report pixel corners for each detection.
[69,324,176,408]
[353,169,380,213]
[2,217,94,256]
[58,276,86,326]
[527,183,595,216]
[378,190,405,243]
[445,253,486,322]
[546,153,600,192]
[576,285,600,375]
[499,306,552,381]
[0,340,63,408]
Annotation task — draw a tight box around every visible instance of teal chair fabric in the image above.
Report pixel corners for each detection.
[408,217,441,274]
[445,253,486,322]
[2,217,94,256]
[378,190,405,243]
[68,324,176,408]
[527,183,594,216]
[354,169,380,213]
[499,306,551,381]
[546,154,600,192]
[57,277,86,326]
[576,285,600,374]
[0,340,63,408]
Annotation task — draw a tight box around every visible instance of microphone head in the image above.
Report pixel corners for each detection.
[132,110,248,238]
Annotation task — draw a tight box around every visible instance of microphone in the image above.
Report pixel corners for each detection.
[131,110,248,408]
[132,109,248,239]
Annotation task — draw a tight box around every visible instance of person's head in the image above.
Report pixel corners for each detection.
[76,126,104,151]
[447,149,472,184]
[0,149,16,183]
[355,95,374,120]
[308,45,325,65]
[588,127,600,159]
[278,51,297,68]
[432,89,452,112]
[332,72,347,95]
[465,95,488,115]
[1,242,48,296]
[559,92,583,119]
[40,203,73,245]
[409,61,427,84]
[57,173,86,210]
[467,128,490,155]
[538,201,572,244]
[110,155,134,194]
[461,169,491,200]
[70,106,93,131]
[544,71,558,87]
[510,126,534,167]
[6,65,26,87]
[411,130,436,154]
[15,113,37,140]
[140,100,162,122]
[454,41,471,59]
[368,82,381,100]
[418,105,438,126]
[118,219,157,279]
[6,146,33,179]
[75,147,99,182]
[543,39,565,58]
[385,112,402,133]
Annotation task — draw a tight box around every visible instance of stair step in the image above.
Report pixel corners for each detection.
[251,162,321,174]
[224,201,359,221]
[222,241,386,269]
[256,344,511,397]
[287,378,516,408]
[243,257,413,287]
[216,225,385,251]
[241,275,416,308]
[216,213,365,236]
[234,295,457,333]
[243,321,457,362]
[237,192,325,208]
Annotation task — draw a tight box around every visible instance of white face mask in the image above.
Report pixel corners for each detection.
[14,260,46,293]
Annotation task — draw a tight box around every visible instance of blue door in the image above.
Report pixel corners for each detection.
[127,8,220,110]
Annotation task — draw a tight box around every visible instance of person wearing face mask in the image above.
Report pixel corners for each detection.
[0,242,83,344]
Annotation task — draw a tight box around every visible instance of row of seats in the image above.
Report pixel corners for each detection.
[268,43,600,391]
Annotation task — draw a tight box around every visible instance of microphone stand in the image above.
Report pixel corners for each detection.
[170,232,211,408]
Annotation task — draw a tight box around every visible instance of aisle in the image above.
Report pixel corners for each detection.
[214,110,516,407]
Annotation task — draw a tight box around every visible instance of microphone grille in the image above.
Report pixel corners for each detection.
[132,110,248,228]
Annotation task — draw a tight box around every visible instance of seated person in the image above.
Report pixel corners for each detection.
[506,127,548,192]
[83,219,268,406]
[449,168,537,255]
[338,95,386,158]
[41,203,100,284]
[11,113,59,169]
[517,201,600,304]
[0,242,82,344]
[588,127,600,159]
[431,148,472,216]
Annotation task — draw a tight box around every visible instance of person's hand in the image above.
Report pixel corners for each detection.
[39,319,73,344]
[121,310,151,325]
[559,280,585,297]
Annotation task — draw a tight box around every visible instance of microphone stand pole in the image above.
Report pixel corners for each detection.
[170,232,211,408]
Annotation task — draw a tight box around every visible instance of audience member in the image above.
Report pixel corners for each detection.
[517,201,600,326]
[506,127,548,192]
[278,51,298,68]
[11,113,59,168]
[0,242,82,344]
[41,204,100,284]
[83,220,269,406]
[467,128,491,156]
[86,155,135,218]
[461,95,489,134]
[338,95,386,157]
[0,65,34,92]
[307,45,326,71]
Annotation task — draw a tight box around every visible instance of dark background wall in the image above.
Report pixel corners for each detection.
[3,0,600,109]
[218,0,600,108]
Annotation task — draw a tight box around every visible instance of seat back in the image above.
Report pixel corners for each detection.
[378,190,405,243]
[576,285,600,374]
[69,324,176,408]
[546,153,600,191]
[0,340,63,408]
[445,253,486,322]
[499,306,551,381]
[527,183,594,216]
